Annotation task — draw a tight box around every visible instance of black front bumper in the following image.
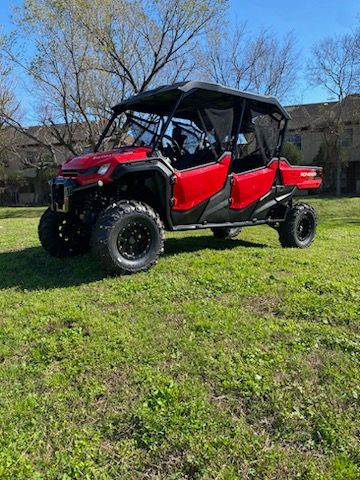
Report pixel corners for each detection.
[49,178,76,213]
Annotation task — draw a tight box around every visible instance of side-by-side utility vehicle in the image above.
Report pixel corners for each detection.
[39,81,323,274]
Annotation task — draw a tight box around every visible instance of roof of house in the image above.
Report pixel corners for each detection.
[1,120,105,149]
[286,94,360,131]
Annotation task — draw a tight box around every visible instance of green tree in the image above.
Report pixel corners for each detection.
[282,142,304,165]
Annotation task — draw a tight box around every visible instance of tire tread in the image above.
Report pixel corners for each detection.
[91,200,164,275]
[278,202,317,248]
[38,208,90,257]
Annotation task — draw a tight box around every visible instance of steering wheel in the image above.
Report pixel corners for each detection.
[163,134,190,156]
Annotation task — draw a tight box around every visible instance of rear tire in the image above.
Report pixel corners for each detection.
[278,203,317,248]
[91,200,164,275]
[211,227,242,239]
[38,208,91,257]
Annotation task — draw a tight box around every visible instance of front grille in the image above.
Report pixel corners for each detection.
[62,166,98,177]
[62,169,84,177]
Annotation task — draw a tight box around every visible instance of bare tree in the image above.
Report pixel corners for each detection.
[0,38,60,204]
[0,0,228,163]
[203,24,298,101]
[1,2,117,159]
[0,52,21,172]
[308,34,359,102]
[71,0,227,94]
[307,32,360,195]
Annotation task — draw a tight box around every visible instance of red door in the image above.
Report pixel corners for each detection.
[230,160,277,210]
[172,154,231,211]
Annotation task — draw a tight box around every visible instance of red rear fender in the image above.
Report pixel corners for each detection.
[279,159,323,190]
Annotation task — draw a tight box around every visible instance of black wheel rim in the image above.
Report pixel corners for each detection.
[297,214,313,242]
[117,221,152,260]
[58,218,81,244]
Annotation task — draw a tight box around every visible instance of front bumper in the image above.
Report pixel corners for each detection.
[49,178,76,213]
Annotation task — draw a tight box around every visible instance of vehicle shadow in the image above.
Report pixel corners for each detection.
[0,247,103,291]
[0,236,269,291]
[164,236,268,256]
[0,208,44,220]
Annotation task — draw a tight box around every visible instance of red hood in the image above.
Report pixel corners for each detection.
[61,146,152,171]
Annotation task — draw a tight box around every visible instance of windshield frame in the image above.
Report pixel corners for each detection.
[94,111,166,152]
[125,112,165,148]
[95,94,184,153]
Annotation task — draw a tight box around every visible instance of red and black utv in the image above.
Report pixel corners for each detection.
[39,81,323,274]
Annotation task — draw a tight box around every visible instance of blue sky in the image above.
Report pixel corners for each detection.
[231,0,360,103]
[1,0,19,32]
[1,0,360,105]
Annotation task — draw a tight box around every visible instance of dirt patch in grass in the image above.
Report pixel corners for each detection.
[307,350,325,371]
[165,312,187,327]
[45,318,90,336]
[242,293,281,317]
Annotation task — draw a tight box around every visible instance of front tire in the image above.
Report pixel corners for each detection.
[38,208,91,257]
[91,200,164,275]
[278,203,317,248]
[211,227,242,239]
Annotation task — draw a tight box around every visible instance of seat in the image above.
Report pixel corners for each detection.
[232,152,265,174]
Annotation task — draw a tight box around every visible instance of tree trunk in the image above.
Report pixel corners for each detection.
[33,178,42,205]
[336,157,342,197]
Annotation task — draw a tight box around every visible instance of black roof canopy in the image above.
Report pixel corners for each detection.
[112,81,291,120]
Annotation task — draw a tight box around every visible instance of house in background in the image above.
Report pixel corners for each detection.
[0,119,133,205]
[0,124,88,205]
[286,95,360,195]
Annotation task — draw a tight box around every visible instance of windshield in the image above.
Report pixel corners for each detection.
[97,112,164,151]
[160,117,211,153]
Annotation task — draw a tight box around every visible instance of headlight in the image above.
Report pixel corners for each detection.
[97,163,111,175]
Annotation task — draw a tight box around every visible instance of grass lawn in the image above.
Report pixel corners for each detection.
[0,198,359,479]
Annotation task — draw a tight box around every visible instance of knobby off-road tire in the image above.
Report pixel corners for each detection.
[211,227,242,239]
[38,207,91,257]
[91,200,164,275]
[278,203,317,248]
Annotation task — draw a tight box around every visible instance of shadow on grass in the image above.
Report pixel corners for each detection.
[0,236,268,291]
[0,208,45,219]
[323,218,360,226]
[0,247,103,290]
[164,236,268,256]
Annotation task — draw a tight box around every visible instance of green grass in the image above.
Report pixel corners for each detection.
[0,197,359,479]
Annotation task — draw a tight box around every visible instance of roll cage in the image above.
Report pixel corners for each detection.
[95,81,290,170]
